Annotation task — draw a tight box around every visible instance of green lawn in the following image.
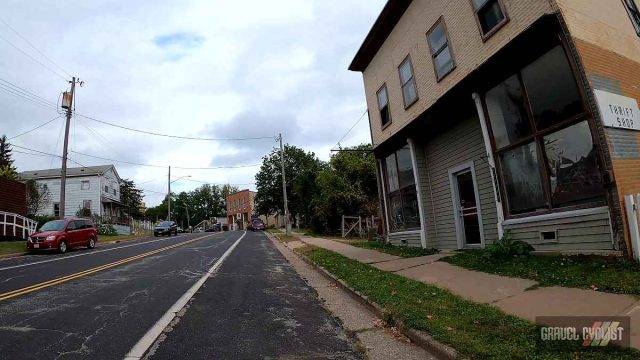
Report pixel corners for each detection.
[0,241,26,255]
[352,241,439,258]
[266,228,299,243]
[443,250,640,295]
[300,246,639,360]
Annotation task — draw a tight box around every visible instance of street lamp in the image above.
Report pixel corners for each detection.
[167,167,191,221]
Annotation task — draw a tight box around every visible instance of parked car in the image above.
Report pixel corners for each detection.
[206,223,222,232]
[177,227,184,233]
[249,218,266,231]
[154,221,178,236]
[27,218,98,254]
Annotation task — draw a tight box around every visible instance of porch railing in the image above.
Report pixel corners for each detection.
[0,211,38,240]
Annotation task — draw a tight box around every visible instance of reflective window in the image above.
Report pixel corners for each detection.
[398,56,418,107]
[522,46,582,130]
[543,121,603,207]
[485,75,531,148]
[427,20,455,80]
[499,142,547,214]
[377,85,391,127]
[472,0,507,38]
[383,144,419,232]
[485,45,605,216]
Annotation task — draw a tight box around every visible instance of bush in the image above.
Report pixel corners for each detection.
[483,231,534,259]
[97,224,118,236]
[76,208,92,218]
[32,215,58,230]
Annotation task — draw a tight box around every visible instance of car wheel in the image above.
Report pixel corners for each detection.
[88,237,96,249]
[59,241,68,254]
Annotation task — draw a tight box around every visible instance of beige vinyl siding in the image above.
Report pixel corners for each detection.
[504,208,614,251]
[421,116,499,249]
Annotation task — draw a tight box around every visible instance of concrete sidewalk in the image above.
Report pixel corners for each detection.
[295,235,640,350]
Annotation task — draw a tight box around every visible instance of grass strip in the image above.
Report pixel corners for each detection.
[0,241,26,255]
[352,241,438,258]
[300,246,639,359]
[444,250,640,295]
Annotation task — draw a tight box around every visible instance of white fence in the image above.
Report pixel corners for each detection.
[0,211,38,240]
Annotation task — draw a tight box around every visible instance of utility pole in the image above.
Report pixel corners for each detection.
[184,202,190,231]
[167,166,171,221]
[59,77,77,219]
[278,133,291,235]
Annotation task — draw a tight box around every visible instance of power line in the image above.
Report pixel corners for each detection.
[0,82,59,111]
[184,178,256,186]
[69,149,261,170]
[75,113,276,142]
[333,109,368,150]
[0,17,72,78]
[0,77,58,107]
[12,144,87,168]
[8,115,61,140]
[0,32,68,81]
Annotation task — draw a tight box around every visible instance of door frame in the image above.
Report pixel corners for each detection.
[448,161,485,249]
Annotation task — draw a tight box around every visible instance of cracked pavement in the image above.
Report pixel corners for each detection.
[0,231,364,359]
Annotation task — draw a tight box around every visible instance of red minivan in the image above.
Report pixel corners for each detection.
[28,218,98,254]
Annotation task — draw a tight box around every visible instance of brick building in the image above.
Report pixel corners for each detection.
[226,189,256,230]
[350,0,640,256]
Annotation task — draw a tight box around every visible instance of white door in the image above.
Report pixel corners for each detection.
[450,163,484,248]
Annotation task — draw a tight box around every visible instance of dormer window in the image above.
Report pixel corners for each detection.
[472,0,508,40]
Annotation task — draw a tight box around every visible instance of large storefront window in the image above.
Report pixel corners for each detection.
[383,145,420,231]
[484,45,604,216]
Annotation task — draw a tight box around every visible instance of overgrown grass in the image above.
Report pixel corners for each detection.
[0,241,26,255]
[300,246,639,359]
[267,228,299,243]
[352,241,439,258]
[444,250,640,295]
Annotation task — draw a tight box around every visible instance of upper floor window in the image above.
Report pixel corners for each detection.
[377,84,392,128]
[623,0,640,36]
[472,0,508,40]
[104,185,109,193]
[427,18,455,81]
[81,180,90,190]
[398,56,418,108]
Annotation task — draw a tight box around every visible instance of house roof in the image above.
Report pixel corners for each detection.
[19,165,119,181]
[348,0,413,72]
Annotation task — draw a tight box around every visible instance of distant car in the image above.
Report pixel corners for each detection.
[250,219,266,231]
[154,221,178,237]
[28,218,98,254]
[177,227,184,233]
[194,227,204,233]
[206,223,222,232]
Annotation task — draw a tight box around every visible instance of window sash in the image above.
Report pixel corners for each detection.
[399,58,414,86]
[377,85,392,127]
[485,46,605,216]
[472,0,507,38]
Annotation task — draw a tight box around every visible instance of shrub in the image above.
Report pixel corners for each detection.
[97,224,118,236]
[32,215,58,230]
[76,208,92,218]
[483,231,534,258]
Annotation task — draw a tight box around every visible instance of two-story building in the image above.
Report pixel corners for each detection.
[19,165,123,219]
[226,189,256,230]
[351,0,640,256]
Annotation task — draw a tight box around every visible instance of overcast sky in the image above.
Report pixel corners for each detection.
[1,0,385,206]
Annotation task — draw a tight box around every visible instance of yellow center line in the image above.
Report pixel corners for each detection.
[0,233,223,302]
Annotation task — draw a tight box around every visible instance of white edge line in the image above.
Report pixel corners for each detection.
[0,234,198,272]
[123,231,247,360]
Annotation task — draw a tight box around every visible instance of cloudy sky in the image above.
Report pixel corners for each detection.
[1,0,385,206]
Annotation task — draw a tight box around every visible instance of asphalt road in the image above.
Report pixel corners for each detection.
[0,231,361,359]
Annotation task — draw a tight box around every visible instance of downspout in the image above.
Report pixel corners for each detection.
[472,92,504,239]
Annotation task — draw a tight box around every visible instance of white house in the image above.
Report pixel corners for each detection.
[19,165,123,219]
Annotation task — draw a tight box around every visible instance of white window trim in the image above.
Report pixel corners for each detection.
[407,138,427,249]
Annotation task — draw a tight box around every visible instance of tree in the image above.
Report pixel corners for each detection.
[120,179,145,219]
[312,144,378,233]
[26,180,52,217]
[0,135,17,180]
[144,184,227,227]
[221,183,239,216]
[254,145,323,224]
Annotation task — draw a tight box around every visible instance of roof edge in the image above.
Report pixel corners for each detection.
[348,0,413,72]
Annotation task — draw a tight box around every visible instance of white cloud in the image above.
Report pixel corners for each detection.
[1,0,386,206]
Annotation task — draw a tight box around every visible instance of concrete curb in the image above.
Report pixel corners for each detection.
[266,233,459,360]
